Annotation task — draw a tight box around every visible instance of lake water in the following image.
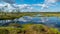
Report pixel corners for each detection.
[0,16,60,27]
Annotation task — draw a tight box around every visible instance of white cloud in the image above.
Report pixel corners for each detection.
[0,0,60,12]
[0,3,35,12]
[17,4,31,9]
[33,4,49,9]
[0,3,7,7]
[13,4,35,12]
[41,0,58,9]
[33,0,58,9]
[1,0,15,4]
[0,4,4,6]
[0,3,16,12]
[45,0,57,3]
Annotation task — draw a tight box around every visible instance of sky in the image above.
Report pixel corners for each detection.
[0,0,60,12]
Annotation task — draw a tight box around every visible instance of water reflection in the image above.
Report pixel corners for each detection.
[0,16,60,27]
[0,16,59,23]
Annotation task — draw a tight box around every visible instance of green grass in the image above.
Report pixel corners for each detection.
[0,12,60,20]
[0,24,60,34]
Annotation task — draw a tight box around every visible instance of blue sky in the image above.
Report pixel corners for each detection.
[0,0,60,12]
[15,0,44,4]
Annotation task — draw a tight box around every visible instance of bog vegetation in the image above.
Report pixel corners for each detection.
[0,12,60,20]
[0,12,60,34]
[0,24,60,34]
